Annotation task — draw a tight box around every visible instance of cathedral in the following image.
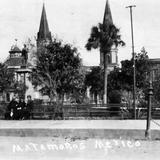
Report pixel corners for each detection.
[4,1,118,102]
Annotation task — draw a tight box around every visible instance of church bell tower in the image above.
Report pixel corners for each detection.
[100,0,118,70]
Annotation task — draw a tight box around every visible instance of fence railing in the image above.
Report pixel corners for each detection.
[1,102,160,120]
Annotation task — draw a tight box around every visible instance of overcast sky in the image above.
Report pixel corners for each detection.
[0,0,159,66]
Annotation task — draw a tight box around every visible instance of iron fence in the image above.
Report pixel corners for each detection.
[0,101,160,120]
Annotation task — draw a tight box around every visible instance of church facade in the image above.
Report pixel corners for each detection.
[4,1,119,103]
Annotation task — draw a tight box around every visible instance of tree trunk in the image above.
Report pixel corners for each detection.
[50,90,55,102]
[103,52,108,105]
[61,94,64,105]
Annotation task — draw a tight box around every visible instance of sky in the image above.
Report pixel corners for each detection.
[0,0,159,66]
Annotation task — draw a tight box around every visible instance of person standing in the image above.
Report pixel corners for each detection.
[12,97,19,120]
[26,95,34,119]
[18,97,26,120]
[5,95,17,120]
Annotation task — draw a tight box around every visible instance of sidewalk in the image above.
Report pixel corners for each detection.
[0,120,160,139]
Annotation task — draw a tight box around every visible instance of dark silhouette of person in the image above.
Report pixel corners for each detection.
[26,95,34,119]
[5,96,17,120]
[18,97,26,120]
[22,44,28,65]
[12,97,21,120]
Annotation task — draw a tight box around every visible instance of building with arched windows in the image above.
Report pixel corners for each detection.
[4,3,52,101]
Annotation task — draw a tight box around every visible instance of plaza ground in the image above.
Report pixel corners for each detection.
[0,136,160,160]
[0,120,160,159]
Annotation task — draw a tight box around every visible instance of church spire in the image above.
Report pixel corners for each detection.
[37,3,52,44]
[100,0,118,68]
[103,0,113,25]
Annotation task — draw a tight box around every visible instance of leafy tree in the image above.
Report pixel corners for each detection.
[85,23,125,103]
[107,48,150,107]
[0,63,29,99]
[121,47,150,92]
[108,90,121,103]
[85,66,104,104]
[107,67,122,92]
[84,48,150,106]
[135,48,150,88]
[0,63,15,98]
[30,39,84,102]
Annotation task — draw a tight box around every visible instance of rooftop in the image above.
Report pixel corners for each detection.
[9,45,21,53]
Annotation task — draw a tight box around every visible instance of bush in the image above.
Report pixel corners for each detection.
[108,90,121,116]
[54,103,63,120]
[33,99,43,104]
[108,90,121,103]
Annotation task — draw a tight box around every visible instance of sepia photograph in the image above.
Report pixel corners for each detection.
[0,0,160,159]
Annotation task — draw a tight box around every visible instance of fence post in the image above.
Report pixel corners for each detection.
[75,105,77,118]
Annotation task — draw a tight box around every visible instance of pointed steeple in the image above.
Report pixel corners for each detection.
[100,0,118,68]
[37,3,52,44]
[103,0,113,25]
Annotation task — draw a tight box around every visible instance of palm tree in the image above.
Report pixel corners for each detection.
[85,22,125,104]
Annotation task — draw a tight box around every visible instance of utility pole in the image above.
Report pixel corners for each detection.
[126,5,136,119]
